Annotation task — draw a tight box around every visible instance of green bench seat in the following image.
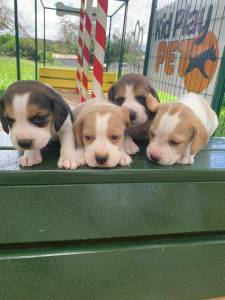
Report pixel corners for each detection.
[0,132,225,299]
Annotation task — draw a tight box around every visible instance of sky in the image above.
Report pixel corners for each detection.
[5,0,152,51]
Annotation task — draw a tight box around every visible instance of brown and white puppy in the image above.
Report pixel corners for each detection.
[108,73,159,155]
[0,81,77,169]
[73,99,132,168]
[145,92,218,165]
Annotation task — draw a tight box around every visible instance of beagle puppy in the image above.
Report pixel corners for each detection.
[73,99,132,168]
[108,73,159,155]
[0,81,77,169]
[145,92,218,165]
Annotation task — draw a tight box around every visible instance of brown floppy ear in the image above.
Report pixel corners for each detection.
[120,106,131,128]
[190,122,209,155]
[73,117,84,146]
[0,96,9,134]
[108,84,115,102]
[146,93,159,112]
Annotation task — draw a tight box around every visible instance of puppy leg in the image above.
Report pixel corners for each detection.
[119,151,132,166]
[178,144,195,165]
[58,118,78,169]
[124,134,140,155]
[75,147,86,166]
[19,150,42,167]
[179,155,194,165]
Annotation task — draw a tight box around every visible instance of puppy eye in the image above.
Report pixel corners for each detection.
[29,115,48,127]
[84,135,94,142]
[7,117,15,127]
[169,140,181,146]
[111,135,120,142]
[135,95,146,102]
[115,97,125,105]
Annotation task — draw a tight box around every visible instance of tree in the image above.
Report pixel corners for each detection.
[58,16,79,54]
[0,0,30,37]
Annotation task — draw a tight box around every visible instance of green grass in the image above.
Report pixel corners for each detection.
[0,56,37,89]
[0,56,75,90]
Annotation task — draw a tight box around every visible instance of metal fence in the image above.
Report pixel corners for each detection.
[145,0,225,135]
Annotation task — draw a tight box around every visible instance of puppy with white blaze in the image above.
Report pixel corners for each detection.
[108,73,160,155]
[73,99,132,168]
[0,81,78,169]
[145,93,218,165]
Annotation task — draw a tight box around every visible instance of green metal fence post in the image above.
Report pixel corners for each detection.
[212,47,225,115]
[34,0,38,80]
[118,0,129,79]
[14,0,20,80]
[143,0,157,76]
[106,16,112,72]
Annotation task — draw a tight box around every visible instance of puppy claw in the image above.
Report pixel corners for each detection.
[119,153,132,166]
[58,153,78,169]
[179,155,194,165]
[124,138,140,155]
[19,151,42,167]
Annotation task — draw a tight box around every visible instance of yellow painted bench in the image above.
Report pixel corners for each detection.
[39,67,117,92]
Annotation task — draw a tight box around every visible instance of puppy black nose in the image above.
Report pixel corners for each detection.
[95,155,108,165]
[129,110,137,122]
[18,139,33,149]
[150,154,160,162]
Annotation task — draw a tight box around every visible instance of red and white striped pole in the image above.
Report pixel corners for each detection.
[92,0,108,98]
[76,0,85,95]
[81,0,93,102]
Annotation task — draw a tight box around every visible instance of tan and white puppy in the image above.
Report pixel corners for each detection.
[73,99,132,168]
[0,81,77,169]
[108,73,159,155]
[146,93,218,165]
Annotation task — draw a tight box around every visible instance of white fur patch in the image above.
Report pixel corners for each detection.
[157,112,180,138]
[84,112,126,168]
[122,85,148,126]
[178,93,218,136]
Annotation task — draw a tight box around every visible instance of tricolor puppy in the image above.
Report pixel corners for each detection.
[108,73,159,155]
[0,81,77,169]
[73,99,132,168]
[146,93,218,165]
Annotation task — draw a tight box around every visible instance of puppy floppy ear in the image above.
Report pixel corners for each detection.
[0,96,9,134]
[146,93,159,112]
[120,106,131,128]
[51,92,70,131]
[190,122,209,155]
[150,87,160,102]
[108,84,115,102]
[73,117,84,146]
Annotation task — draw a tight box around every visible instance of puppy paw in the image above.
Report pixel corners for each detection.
[75,148,86,166]
[19,150,42,167]
[124,137,140,155]
[58,152,78,169]
[179,155,194,165]
[119,152,132,166]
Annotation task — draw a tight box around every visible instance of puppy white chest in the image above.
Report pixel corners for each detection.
[178,94,209,132]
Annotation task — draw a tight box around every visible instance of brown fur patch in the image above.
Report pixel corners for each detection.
[4,103,15,118]
[108,73,159,101]
[149,102,209,156]
[73,103,129,147]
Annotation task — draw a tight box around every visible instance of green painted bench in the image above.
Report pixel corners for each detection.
[0,132,225,300]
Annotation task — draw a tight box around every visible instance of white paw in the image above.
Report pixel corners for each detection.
[58,152,78,169]
[179,155,194,165]
[119,152,132,166]
[75,148,86,166]
[19,151,42,167]
[124,136,140,155]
